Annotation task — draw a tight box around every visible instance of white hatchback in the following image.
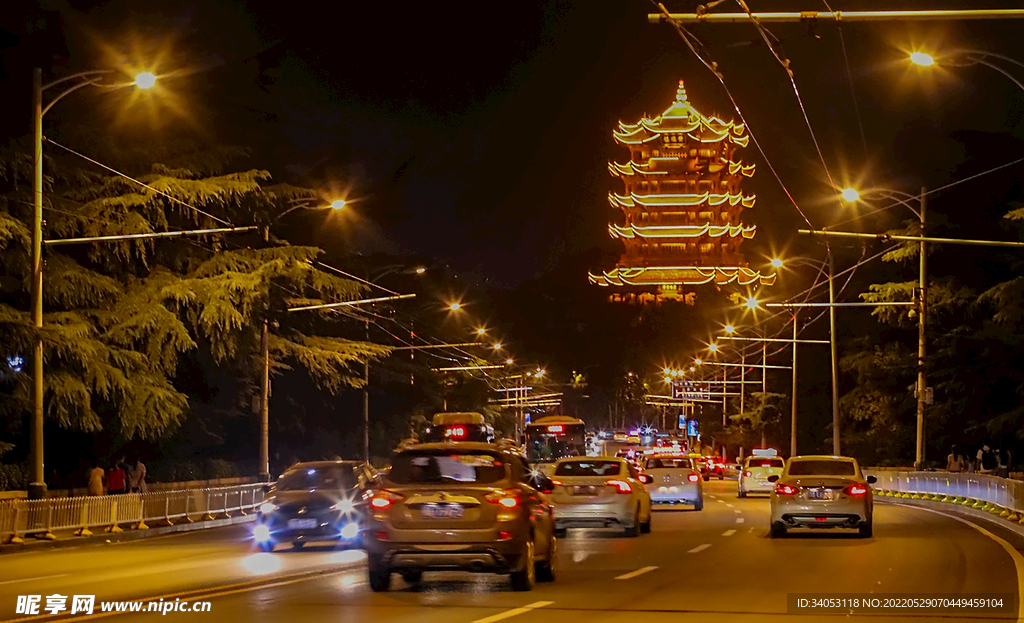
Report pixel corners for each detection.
[738,456,785,497]
[641,456,703,510]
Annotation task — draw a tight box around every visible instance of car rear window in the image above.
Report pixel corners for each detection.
[554,460,622,476]
[646,458,692,469]
[787,460,856,476]
[277,465,356,491]
[747,458,784,468]
[389,452,507,484]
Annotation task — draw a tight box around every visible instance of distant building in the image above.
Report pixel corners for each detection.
[589,80,775,302]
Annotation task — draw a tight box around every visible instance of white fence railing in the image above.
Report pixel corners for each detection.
[0,483,263,543]
[865,470,1024,521]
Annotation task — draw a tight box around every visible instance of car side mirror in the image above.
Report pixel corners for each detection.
[530,474,555,494]
[767,475,779,483]
[639,474,653,484]
[866,475,877,484]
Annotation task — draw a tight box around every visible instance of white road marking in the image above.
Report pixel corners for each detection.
[0,573,68,586]
[748,527,755,533]
[708,495,718,499]
[893,503,1024,620]
[722,529,736,537]
[736,517,745,524]
[688,543,711,553]
[725,503,735,508]
[733,509,742,514]
[716,499,725,504]
[615,566,658,580]
[472,601,554,623]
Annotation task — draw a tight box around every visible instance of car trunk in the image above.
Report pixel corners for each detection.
[385,485,502,531]
[788,477,860,502]
[645,468,699,488]
[549,475,625,505]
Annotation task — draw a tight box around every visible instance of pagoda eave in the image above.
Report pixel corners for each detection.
[589,266,776,287]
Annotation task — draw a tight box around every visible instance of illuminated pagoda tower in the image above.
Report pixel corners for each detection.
[589,80,776,302]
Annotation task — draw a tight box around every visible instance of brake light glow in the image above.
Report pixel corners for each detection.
[548,425,564,433]
[498,531,512,540]
[485,490,520,508]
[606,479,632,494]
[844,484,869,496]
[551,480,563,487]
[743,471,752,478]
[775,484,799,496]
[687,473,700,483]
[370,490,403,509]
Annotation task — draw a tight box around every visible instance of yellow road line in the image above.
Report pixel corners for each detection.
[471,601,554,623]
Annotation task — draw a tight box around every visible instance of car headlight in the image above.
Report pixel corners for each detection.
[340,522,359,539]
[332,499,354,513]
[259,502,277,514]
[253,524,271,542]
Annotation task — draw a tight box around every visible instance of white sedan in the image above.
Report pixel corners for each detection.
[548,457,652,537]
[640,456,703,510]
[768,455,876,538]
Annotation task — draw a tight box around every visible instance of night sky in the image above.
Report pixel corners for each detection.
[5,0,1024,289]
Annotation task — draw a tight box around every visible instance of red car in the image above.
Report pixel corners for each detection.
[696,457,725,481]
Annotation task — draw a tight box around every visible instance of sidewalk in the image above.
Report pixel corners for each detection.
[0,513,255,555]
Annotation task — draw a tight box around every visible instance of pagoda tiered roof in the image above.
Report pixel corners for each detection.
[608,223,756,240]
[613,81,749,147]
[608,159,755,178]
[608,192,756,210]
[589,266,777,287]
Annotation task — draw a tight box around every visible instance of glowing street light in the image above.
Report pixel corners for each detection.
[476,328,486,336]
[415,267,426,274]
[448,302,461,312]
[841,188,861,203]
[745,296,759,311]
[910,52,936,67]
[708,343,719,353]
[770,258,784,269]
[330,199,347,210]
[724,324,736,335]
[663,367,672,375]
[133,72,157,89]
[689,365,696,372]
[535,369,546,377]
[505,358,514,365]
[492,343,503,350]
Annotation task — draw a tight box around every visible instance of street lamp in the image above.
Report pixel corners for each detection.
[415,267,427,274]
[770,258,784,269]
[910,52,936,67]
[724,324,736,335]
[476,328,486,336]
[28,67,156,498]
[841,186,928,468]
[840,188,860,203]
[744,296,759,311]
[909,49,1024,94]
[708,343,719,353]
[493,343,503,350]
[330,199,347,210]
[448,302,462,312]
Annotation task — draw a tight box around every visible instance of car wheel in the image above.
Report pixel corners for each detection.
[770,521,787,538]
[401,570,423,584]
[640,510,652,534]
[292,541,304,550]
[694,496,704,511]
[368,556,391,592]
[625,507,641,537]
[536,535,555,582]
[859,521,873,538]
[257,540,274,552]
[510,539,536,591]
[554,527,567,539]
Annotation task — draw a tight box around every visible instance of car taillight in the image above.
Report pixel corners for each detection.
[485,490,520,508]
[687,473,700,483]
[775,483,799,496]
[606,479,632,494]
[370,490,403,509]
[743,471,752,478]
[844,484,869,497]
[551,480,563,487]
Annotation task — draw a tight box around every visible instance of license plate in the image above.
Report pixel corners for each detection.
[573,485,596,496]
[421,504,464,519]
[288,518,317,529]
[807,489,833,500]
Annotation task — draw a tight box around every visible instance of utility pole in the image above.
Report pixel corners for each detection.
[828,250,840,456]
[364,320,370,463]
[916,188,928,470]
[29,68,44,499]
[791,315,798,458]
[649,8,1024,23]
[259,225,270,482]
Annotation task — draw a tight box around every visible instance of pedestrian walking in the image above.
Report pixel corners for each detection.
[978,443,997,475]
[107,462,127,495]
[946,445,964,473]
[88,459,105,496]
[129,457,147,493]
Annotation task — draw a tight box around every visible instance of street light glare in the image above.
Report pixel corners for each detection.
[506,358,514,365]
[724,324,736,335]
[770,258,784,269]
[493,343,502,350]
[476,328,486,335]
[745,296,759,311]
[133,72,157,89]
[415,267,426,274]
[694,359,703,366]
[910,52,935,67]
[708,343,719,353]
[330,199,347,210]
[448,302,461,312]
[840,188,860,203]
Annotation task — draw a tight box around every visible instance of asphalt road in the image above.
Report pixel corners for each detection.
[1,480,1021,622]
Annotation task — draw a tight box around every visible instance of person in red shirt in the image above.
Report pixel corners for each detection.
[107,464,127,495]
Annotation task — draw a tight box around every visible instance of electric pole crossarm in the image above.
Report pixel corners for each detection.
[649,9,1024,24]
[798,229,1024,248]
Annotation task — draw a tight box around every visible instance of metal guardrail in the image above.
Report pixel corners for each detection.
[0,483,263,543]
[865,470,1024,523]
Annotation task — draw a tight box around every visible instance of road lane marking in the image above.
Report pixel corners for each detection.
[708,495,717,499]
[615,566,658,580]
[893,503,1024,620]
[716,499,725,504]
[722,529,736,537]
[0,573,68,585]
[688,544,711,553]
[736,517,745,524]
[725,503,734,508]
[472,601,554,623]
[733,509,741,514]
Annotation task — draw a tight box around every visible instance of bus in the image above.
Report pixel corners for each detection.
[525,415,586,468]
[422,412,495,443]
